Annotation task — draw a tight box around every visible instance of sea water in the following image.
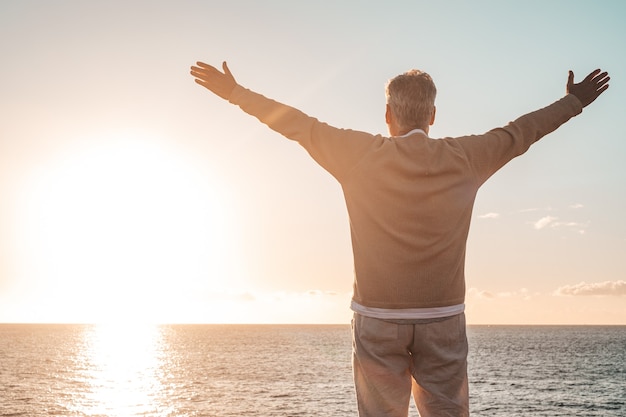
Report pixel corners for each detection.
[1,324,624,416]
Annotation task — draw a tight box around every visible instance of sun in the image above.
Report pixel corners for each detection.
[13,130,245,323]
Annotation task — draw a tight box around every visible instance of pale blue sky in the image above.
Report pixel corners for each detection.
[0,1,624,324]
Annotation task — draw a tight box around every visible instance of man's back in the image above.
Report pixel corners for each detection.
[342,130,478,309]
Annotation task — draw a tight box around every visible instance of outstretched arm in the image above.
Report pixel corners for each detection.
[190,61,237,100]
[567,69,610,108]
[188,59,378,181]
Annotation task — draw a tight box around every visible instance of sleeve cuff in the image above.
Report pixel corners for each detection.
[564,93,584,115]
[228,84,248,105]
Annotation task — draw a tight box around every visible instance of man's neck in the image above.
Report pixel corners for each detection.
[395,126,429,137]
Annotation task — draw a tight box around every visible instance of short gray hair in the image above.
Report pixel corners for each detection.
[386,70,437,131]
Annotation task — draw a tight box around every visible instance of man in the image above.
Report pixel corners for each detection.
[190,61,609,417]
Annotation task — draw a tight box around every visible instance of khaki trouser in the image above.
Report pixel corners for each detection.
[352,313,469,417]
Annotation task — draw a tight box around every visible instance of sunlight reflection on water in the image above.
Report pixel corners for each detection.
[71,323,170,416]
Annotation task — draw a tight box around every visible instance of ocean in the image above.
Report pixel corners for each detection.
[0,324,624,416]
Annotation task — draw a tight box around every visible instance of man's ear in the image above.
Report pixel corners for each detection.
[430,106,436,126]
[385,104,392,125]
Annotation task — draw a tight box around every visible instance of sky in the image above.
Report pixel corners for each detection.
[0,0,624,325]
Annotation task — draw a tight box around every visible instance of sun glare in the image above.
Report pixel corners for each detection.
[73,323,168,416]
[13,131,245,323]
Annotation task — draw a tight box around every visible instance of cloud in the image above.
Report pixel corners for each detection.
[533,216,558,230]
[478,212,500,219]
[307,289,338,296]
[569,203,584,209]
[467,287,534,300]
[530,216,588,234]
[555,280,626,296]
[469,288,495,298]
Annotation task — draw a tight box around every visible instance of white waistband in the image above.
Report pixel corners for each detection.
[351,300,465,320]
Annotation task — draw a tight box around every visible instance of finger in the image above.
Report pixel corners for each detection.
[195,61,215,70]
[190,65,210,75]
[191,64,224,81]
[596,78,610,90]
[195,62,224,77]
[595,77,610,92]
[591,71,610,90]
[194,79,212,90]
[567,70,574,87]
[190,69,209,79]
[583,69,602,83]
[593,71,609,83]
[222,61,232,77]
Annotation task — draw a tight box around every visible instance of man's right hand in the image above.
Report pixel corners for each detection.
[191,61,237,100]
[567,69,610,108]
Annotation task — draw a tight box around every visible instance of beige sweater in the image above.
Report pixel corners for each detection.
[230,86,583,309]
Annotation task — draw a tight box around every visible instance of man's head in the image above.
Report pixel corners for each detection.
[385,69,437,136]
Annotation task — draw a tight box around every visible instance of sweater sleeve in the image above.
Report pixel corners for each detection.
[456,94,583,185]
[228,85,382,181]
